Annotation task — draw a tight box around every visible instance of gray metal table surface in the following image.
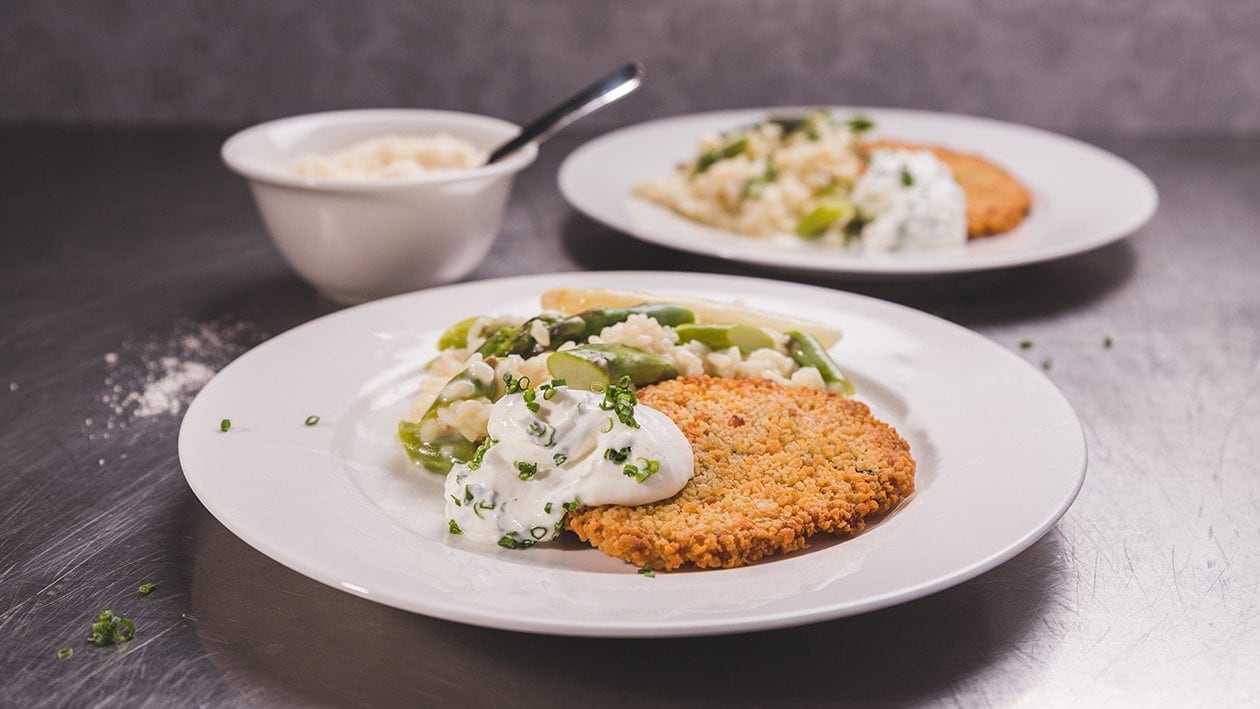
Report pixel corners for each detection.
[1,125,1257,707]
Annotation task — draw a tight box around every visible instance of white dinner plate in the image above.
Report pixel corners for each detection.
[179,271,1086,637]
[559,107,1158,275]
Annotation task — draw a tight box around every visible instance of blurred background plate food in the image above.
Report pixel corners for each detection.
[559,107,1158,276]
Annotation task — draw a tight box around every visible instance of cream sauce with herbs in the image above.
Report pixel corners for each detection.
[443,386,693,548]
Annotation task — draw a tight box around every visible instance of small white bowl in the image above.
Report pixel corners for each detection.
[222,109,537,303]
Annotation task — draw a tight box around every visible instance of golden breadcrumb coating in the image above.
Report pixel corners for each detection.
[864,140,1032,238]
[564,376,915,570]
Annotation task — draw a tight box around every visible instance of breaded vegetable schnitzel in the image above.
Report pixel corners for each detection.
[564,376,915,570]
[864,140,1032,238]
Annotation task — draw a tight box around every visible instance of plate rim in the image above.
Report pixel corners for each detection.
[558,106,1158,276]
[178,270,1088,637]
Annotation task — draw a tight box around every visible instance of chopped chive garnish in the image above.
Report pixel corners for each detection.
[86,610,135,647]
[1103,335,1114,349]
[900,167,914,187]
[601,418,614,433]
[515,461,538,480]
[544,502,553,514]
[623,459,660,483]
[448,520,463,535]
[563,499,581,513]
[598,376,640,428]
[138,582,156,597]
[468,437,496,470]
[502,372,530,395]
[497,534,535,550]
[1041,357,1053,371]
[553,452,568,466]
[219,418,231,432]
[530,526,548,540]
[1019,339,1034,350]
[523,388,540,412]
[604,446,631,464]
[638,564,656,578]
[57,647,73,660]
[304,415,320,426]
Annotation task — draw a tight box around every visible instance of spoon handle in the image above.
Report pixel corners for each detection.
[486,63,643,165]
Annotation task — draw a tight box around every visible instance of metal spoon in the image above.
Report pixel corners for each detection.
[485,63,643,165]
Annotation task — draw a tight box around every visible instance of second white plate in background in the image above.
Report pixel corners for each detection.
[559,107,1157,275]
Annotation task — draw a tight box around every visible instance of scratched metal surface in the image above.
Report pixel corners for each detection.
[1,126,1257,707]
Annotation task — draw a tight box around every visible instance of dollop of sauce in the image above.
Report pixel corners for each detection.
[851,148,966,253]
[443,386,693,548]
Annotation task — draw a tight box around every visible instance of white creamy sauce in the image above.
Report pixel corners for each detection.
[443,386,693,547]
[851,148,967,253]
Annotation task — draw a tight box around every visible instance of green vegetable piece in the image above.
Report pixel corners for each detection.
[57,647,73,660]
[398,421,474,474]
[546,344,677,392]
[604,446,631,464]
[694,137,749,173]
[419,367,499,424]
[448,520,463,535]
[219,418,231,432]
[743,163,777,199]
[86,610,135,647]
[802,109,832,140]
[901,167,915,187]
[845,115,875,134]
[138,582,157,596]
[787,330,855,396]
[795,200,856,239]
[438,316,481,350]
[600,376,642,428]
[497,534,534,550]
[304,415,320,426]
[674,323,774,354]
[638,564,656,578]
[477,306,695,360]
[549,304,695,345]
[515,461,538,480]
[467,437,497,470]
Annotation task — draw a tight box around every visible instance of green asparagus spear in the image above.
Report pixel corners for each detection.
[437,316,481,350]
[795,199,856,239]
[400,364,500,472]
[694,138,749,173]
[475,314,562,357]
[547,344,678,392]
[786,330,855,396]
[742,163,777,199]
[476,304,695,359]
[398,423,474,474]
[674,323,774,354]
[551,304,695,343]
